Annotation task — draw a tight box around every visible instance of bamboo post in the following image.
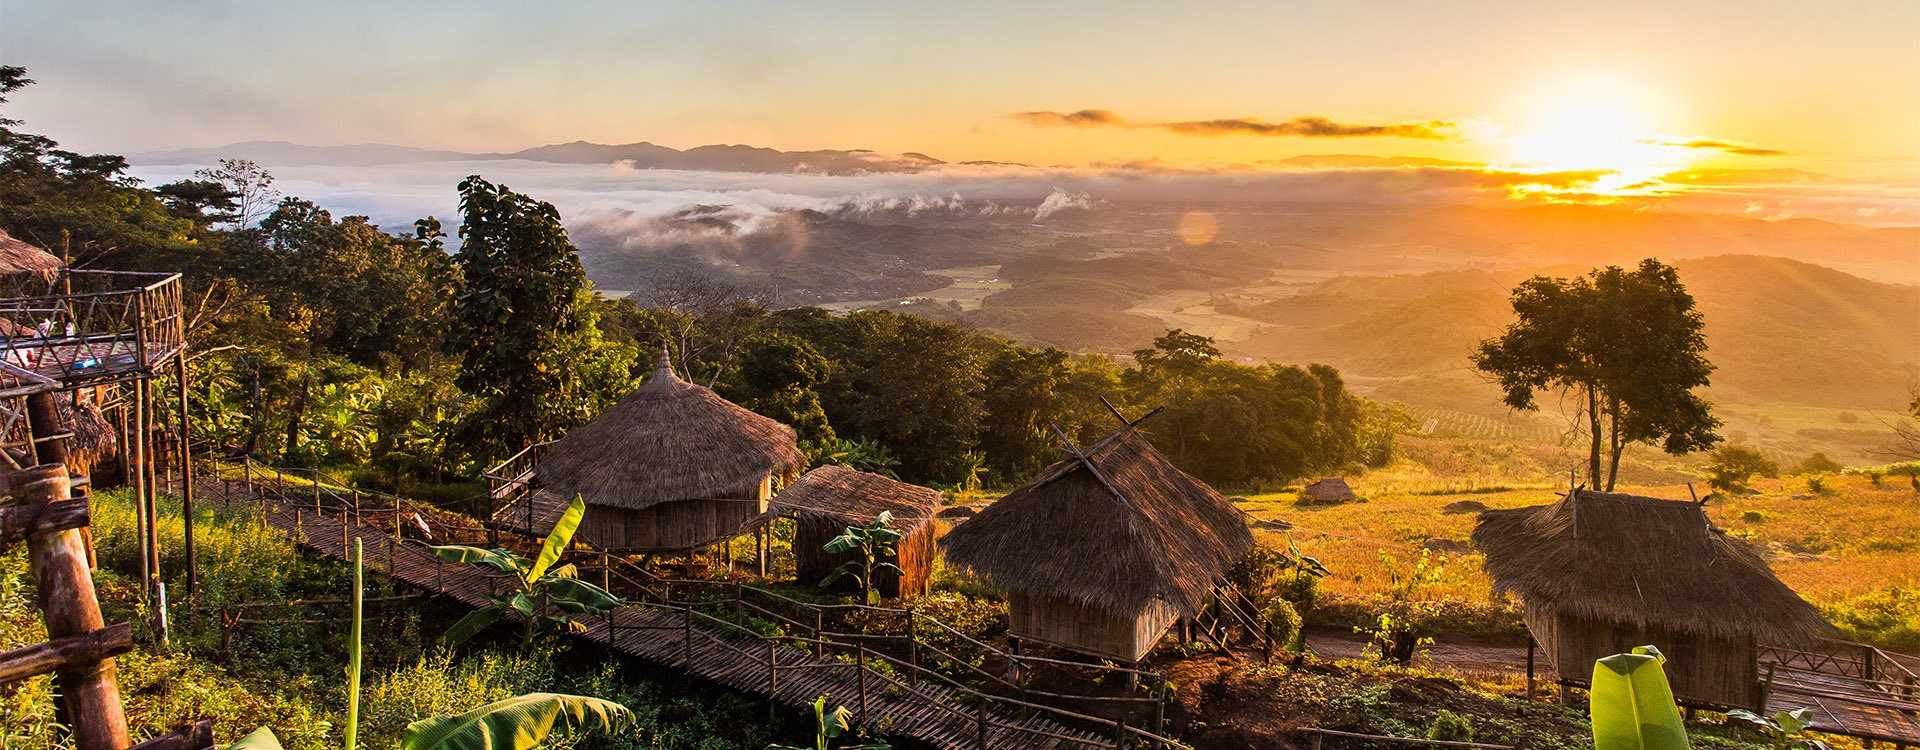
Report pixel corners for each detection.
[131,381,150,600]
[906,607,919,685]
[767,640,778,695]
[814,610,825,658]
[21,464,131,750]
[1525,637,1536,700]
[1154,673,1168,739]
[174,352,195,600]
[976,699,989,750]
[856,643,869,722]
[683,607,694,668]
[139,379,158,602]
[601,550,611,591]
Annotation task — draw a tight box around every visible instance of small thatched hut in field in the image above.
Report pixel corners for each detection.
[1298,477,1357,505]
[940,425,1253,662]
[771,465,941,599]
[0,229,62,281]
[493,350,806,552]
[1473,489,1830,709]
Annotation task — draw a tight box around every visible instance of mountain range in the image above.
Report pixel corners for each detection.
[131,140,945,175]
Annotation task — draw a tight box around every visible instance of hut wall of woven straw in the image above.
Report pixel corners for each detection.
[772,465,942,598]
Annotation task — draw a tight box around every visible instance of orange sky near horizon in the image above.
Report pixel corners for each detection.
[3,1,1916,182]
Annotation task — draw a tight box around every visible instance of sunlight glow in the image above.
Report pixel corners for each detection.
[1497,76,1694,195]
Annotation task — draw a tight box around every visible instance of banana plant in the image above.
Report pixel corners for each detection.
[432,495,624,648]
[1726,708,1831,750]
[227,694,631,750]
[401,693,631,750]
[769,695,891,750]
[820,511,903,605]
[1590,645,1689,750]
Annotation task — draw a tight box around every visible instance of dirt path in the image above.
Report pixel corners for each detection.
[1303,628,1549,678]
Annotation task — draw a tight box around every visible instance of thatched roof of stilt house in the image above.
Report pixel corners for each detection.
[940,425,1253,619]
[59,400,115,454]
[533,349,806,509]
[0,229,63,280]
[770,465,941,534]
[1472,489,1829,645]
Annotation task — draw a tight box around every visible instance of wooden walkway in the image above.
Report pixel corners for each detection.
[1760,647,1920,747]
[207,479,1171,750]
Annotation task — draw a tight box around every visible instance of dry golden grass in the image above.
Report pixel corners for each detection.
[1234,468,1920,649]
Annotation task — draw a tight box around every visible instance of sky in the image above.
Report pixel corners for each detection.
[4,0,1918,179]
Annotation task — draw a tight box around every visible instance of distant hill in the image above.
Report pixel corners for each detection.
[132,140,944,175]
[1233,255,1920,411]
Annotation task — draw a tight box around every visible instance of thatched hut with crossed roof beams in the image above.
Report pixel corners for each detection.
[1473,489,1830,709]
[496,350,806,552]
[940,425,1253,662]
[772,465,941,599]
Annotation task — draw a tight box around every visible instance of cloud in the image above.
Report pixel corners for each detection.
[1033,187,1094,219]
[1009,109,1466,140]
[1644,138,1787,156]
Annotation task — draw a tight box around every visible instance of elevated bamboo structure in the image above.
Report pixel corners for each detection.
[772,465,941,599]
[490,349,804,553]
[1473,489,1830,709]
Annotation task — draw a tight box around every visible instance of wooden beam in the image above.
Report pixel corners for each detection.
[1048,424,1132,509]
[0,499,90,546]
[127,719,215,750]
[0,622,133,684]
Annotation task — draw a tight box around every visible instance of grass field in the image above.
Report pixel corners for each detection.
[1230,465,1920,651]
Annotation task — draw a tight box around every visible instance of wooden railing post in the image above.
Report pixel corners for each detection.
[976,699,989,750]
[767,640,778,695]
[906,607,920,685]
[856,644,869,722]
[814,610,825,659]
[683,607,694,667]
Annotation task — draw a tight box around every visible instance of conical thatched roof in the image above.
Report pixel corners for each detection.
[771,465,941,534]
[0,229,63,280]
[534,350,806,510]
[940,425,1253,619]
[1472,489,1830,645]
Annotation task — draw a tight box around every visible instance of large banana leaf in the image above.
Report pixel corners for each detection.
[228,727,285,750]
[401,693,630,750]
[440,606,504,648]
[432,545,525,575]
[1590,645,1689,750]
[545,577,624,613]
[527,496,586,583]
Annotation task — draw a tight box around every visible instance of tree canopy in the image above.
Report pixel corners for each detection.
[1473,259,1721,490]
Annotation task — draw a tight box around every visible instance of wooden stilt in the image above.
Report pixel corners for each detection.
[1526,637,1537,700]
[18,464,132,750]
[174,352,196,600]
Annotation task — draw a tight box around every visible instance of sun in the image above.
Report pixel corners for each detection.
[1497,79,1695,195]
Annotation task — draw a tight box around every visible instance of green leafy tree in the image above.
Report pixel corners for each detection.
[445,176,634,465]
[820,511,904,605]
[431,496,625,648]
[814,437,901,478]
[1706,444,1779,494]
[1474,259,1721,491]
[228,695,631,750]
[722,332,836,444]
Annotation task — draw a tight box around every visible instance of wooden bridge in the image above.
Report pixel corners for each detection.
[1759,642,1920,747]
[204,465,1190,750]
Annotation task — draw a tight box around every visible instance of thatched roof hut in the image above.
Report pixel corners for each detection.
[1299,477,1357,504]
[941,425,1253,661]
[0,229,62,281]
[772,465,942,598]
[1473,489,1830,708]
[499,350,806,552]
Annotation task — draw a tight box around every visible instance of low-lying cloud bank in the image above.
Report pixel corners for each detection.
[126,156,1920,249]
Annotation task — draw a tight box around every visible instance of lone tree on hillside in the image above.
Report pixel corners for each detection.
[1473,259,1721,490]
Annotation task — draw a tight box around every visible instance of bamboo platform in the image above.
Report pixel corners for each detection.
[1760,653,1920,747]
[208,479,1164,750]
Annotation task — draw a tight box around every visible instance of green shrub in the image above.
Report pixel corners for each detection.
[1263,598,1303,646]
[1797,452,1843,475]
[1426,709,1474,742]
[1706,445,1778,494]
[1824,586,1920,653]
